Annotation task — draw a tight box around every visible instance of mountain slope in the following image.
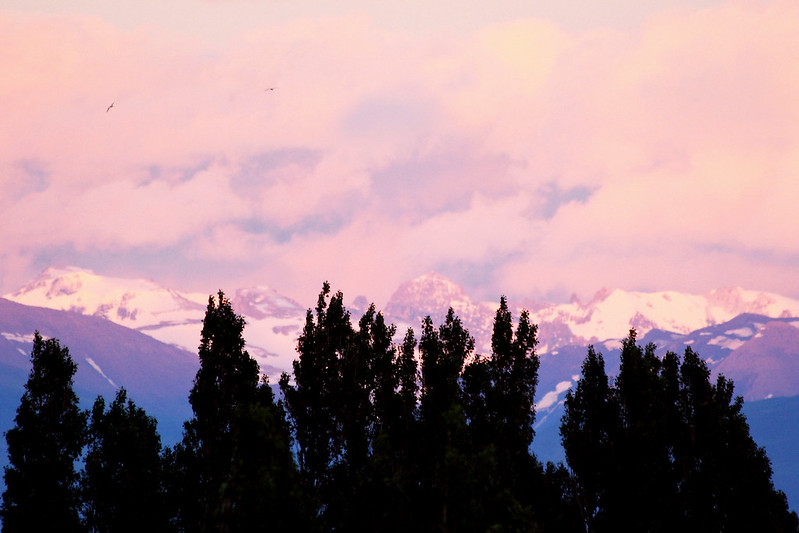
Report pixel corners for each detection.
[6,267,306,380]
[0,297,197,445]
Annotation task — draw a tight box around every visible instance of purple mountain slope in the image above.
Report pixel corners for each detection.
[0,297,197,445]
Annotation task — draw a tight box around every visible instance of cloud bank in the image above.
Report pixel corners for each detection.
[1,1,798,306]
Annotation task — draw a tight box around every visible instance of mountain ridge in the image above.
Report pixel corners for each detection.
[8,267,799,380]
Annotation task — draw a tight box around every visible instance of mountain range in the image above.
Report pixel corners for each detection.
[2,266,798,509]
[9,267,799,390]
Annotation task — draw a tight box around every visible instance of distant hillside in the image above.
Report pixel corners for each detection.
[0,297,197,446]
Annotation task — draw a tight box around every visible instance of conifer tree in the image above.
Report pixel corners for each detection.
[81,388,168,532]
[1,333,86,532]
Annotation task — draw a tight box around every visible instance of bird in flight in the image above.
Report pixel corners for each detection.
[264,87,276,91]
[106,101,114,112]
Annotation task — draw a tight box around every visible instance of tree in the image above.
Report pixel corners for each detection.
[81,388,168,532]
[417,309,477,531]
[674,348,799,532]
[1,332,87,532]
[461,297,545,530]
[560,345,620,532]
[280,283,354,525]
[561,334,799,533]
[171,291,260,531]
[613,330,675,530]
[280,284,412,531]
[367,321,425,532]
[214,380,307,533]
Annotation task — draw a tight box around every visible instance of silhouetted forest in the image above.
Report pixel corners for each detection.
[2,285,798,532]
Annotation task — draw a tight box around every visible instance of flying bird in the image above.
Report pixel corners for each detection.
[264,87,276,91]
[106,101,114,112]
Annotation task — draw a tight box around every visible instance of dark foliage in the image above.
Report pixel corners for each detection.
[561,329,799,533]
[81,388,169,532]
[169,290,298,532]
[1,332,86,532]
[3,292,795,533]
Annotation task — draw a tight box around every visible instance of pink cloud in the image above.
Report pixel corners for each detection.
[2,2,799,305]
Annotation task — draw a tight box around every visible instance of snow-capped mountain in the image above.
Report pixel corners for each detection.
[7,267,306,380]
[381,272,799,356]
[642,314,799,401]
[528,286,799,350]
[384,272,497,352]
[9,268,799,379]
[7,266,208,346]
[528,314,799,512]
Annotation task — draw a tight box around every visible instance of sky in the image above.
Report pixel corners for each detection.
[1,0,798,308]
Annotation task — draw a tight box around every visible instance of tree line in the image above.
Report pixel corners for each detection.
[2,285,797,532]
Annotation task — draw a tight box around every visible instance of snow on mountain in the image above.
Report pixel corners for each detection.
[228,287,306,379]
[5,267,306,380]
[382,273,799,356]
[384,272,497,352]
[5,268,799,512]
[7,266,208,348]
[0,297,197,446]
[526,286,799,350]
[7,267,799,383]
[643,314,799,401]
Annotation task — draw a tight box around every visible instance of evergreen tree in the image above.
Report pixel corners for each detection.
[81,388,168,532]
[171,291,260,531]
[1,332,86,532]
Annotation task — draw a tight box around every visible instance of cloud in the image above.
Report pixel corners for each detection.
[1,2,799,306]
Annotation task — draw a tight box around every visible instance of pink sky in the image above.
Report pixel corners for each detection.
[1,0,797,307]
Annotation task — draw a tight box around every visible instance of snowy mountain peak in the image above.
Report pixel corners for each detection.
[526,286,799,348]
[8,267,208,322]
[704,286,797,319]
[232,286,305,320]
[384,272,482,323]
[3,267,309,379]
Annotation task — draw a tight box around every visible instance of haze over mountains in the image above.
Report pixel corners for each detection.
[3,266,799,509]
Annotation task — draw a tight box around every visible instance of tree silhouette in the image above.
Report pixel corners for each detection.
[1,333,86,532]
[561,333,799,532]
[213,380,307,533]
[170,291,261,531]
[81,388,168,532]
